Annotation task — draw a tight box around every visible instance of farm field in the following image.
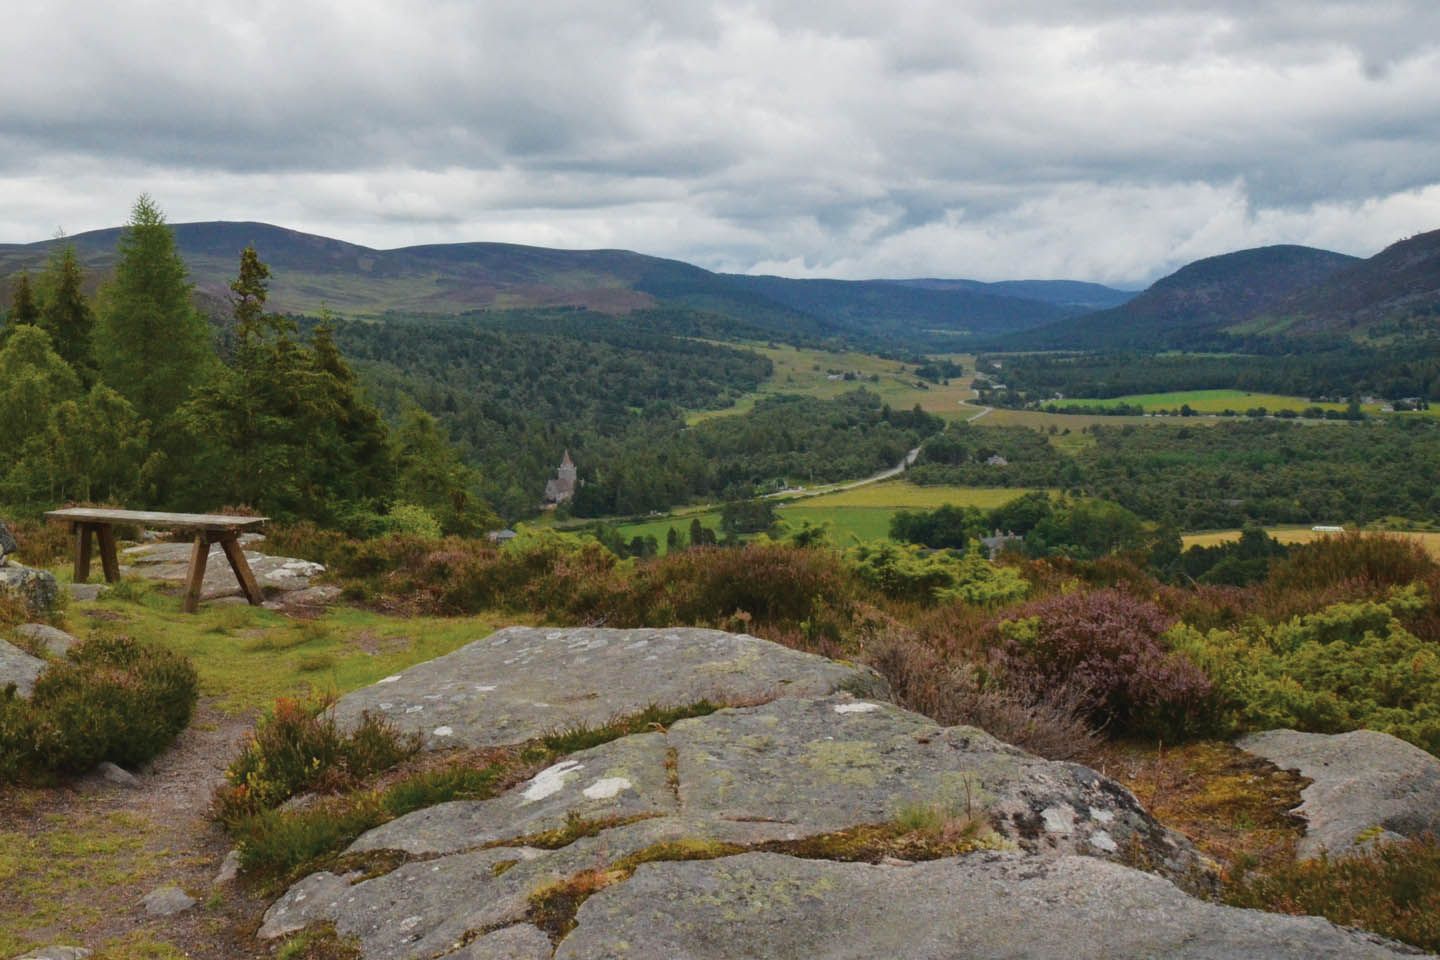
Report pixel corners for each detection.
[686,344,978,424]
[1047,389,1383,415]
[1182,527,1440,557]
[791,482,1036,510]
[609,484,1037,550]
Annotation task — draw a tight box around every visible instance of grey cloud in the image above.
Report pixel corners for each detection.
[1,0,1438,285]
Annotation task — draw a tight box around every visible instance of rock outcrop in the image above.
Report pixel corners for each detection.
[555,852,1418,960]
[121,537,325,602]
[329,626,890,750]
[254,627,1426,959]
[1237,728,1440,859]
[0,638,44,698]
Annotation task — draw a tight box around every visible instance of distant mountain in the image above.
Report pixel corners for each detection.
[885,278,1137,311]
[1002,245,1361,350]
[1270,228,1440,334]
[0,220,1138,349]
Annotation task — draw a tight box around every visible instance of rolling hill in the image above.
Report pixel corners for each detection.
[0,221,1133,349]
[1001,244,1362,350]
[1271,228,1440,334]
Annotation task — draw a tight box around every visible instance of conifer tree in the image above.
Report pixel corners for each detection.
[95,194,214,426]
[37,244,97,383]
[1,271,40,345]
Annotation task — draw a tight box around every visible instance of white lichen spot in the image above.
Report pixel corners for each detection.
[378,702,393,710]
[433,726,454,738]
[1041,804,1076,835]
[378,675,402,684]
[475,684,497,692]
[424,694,442,700]
[405,705,424,714]
[582,777,632,800]
[547,631,564,640]
[1089,830,1118,853]
[624,639,650,649]
[1089,808,1115,824]
[491,635,510,646]
[833,702,881,714]
[644,655,659,661]
[522,760,584,803]
[399,915,423,931]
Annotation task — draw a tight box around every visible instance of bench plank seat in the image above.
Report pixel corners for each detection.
[46,508,270,612]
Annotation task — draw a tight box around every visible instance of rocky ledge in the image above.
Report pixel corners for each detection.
[257,628,1424,959]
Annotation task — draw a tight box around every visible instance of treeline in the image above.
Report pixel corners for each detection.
[981,347,1440,407]
[0,196,490,535]
[908,419,1440,530]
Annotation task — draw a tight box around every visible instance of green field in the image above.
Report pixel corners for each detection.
[1047,389,1380,415]
[609,483,1036,549]
[791,482,1034,510]
[686,344,979,424]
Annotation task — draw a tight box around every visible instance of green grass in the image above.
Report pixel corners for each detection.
[64,586,528,713]
[773,507,897,544]
[1047,389,1381,416]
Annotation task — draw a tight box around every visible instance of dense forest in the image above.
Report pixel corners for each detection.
[977,346,1440,409]
[909,419,1440,530]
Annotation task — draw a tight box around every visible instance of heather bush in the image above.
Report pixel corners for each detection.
[216,696,419,823]
[984,588,1213,737]
[631,542,862,633]
[1,634,198,779]
[864,627,1099,760]
[1169,586,1440,754]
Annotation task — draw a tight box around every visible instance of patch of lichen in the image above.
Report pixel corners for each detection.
[522,819,1012,944]
[491,858,519,877]
[1085,739,1307,875]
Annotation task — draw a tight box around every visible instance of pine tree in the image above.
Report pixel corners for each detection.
[37,244,97,383]
[1,271,40,345]
[95,195,214,426]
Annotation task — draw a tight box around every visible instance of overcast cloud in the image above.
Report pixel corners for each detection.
[2,0,1438,285]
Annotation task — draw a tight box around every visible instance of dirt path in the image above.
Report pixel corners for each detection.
[1,701,272,959]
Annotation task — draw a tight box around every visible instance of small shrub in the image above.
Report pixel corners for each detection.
[983,588,1212,738]
[2,634,198,778]
[1268,532,1436,596]
[297,655,335,672]
[383,503,443,540]
[216,698,418,823]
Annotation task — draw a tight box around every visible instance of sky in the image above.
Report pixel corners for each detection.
[2,1,1438,287]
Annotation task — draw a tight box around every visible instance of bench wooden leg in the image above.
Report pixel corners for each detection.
[73,523,94,584]
[182,533,210,614]
[219,534,264,607]
[96,524,121,583]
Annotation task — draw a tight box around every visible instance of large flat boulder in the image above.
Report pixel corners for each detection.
[1237,728,1440,859]
[555,851,1420,959]
[261,696,1212,960]
[122,539,324,600]
[0,637,44,698]
[328,626,890,750]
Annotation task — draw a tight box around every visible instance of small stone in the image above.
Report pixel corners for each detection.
[63,583,105,602]
[213,848,242,885]
[12,623,77,657]
[12,946,92,960]
[96,762,140,788]
[140,885,196,917]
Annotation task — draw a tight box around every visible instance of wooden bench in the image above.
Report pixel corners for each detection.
[45,508,269,613]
